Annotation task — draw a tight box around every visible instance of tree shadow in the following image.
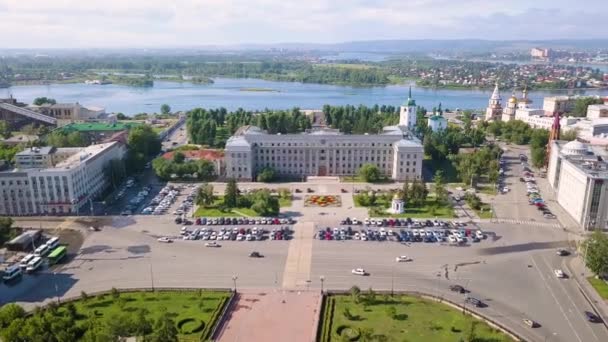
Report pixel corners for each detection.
[394,313,409,321]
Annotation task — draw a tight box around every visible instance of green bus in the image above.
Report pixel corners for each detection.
[48,246,67,265]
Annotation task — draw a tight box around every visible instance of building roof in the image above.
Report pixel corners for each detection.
[58,122,141,133]
[162,149,224,161]
[429,115,446,122]
[403,86,416,106]
[561,140,588,155]
[50,142,119,170]
[554,140,608,179]
[491,83,501,100]
[16,146,54,156]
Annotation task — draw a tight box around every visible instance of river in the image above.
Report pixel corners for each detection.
[1,78,607,115]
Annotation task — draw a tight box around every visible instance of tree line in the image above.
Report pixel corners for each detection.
[152,151,216,181]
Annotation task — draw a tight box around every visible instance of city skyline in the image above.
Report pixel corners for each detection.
[0,0,607,48]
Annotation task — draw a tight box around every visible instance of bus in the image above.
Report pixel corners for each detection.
[48,246,67,265]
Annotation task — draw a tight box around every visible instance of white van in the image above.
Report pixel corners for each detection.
[20,254,36,269]
[45,236,60,250]
[2,265,23,282]
[26,257,44,273]
[34,244,50,257]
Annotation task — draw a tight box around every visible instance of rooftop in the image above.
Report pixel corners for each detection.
[556,140,608,179]
[15,146,54,156]
[50,142,118,170]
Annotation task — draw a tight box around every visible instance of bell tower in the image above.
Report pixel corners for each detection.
[400,87,417,129]
[485,82,502,121]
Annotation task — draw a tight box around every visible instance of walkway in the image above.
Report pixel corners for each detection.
[217,290,321,342]
[282,222,314,289]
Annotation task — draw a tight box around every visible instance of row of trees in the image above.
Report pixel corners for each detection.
[323,104,399,134]
[46,131,88,147]
[0,301,178,342]
[197,180,281,217]
[125,125,162,173]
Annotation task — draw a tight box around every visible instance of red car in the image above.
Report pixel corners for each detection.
[195,218,201,225]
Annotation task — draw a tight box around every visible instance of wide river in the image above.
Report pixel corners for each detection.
[1,78,607,115]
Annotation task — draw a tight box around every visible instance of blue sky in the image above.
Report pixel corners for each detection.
[0,0,606,48]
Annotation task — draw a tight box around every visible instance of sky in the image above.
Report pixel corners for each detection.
[0,0,606,48]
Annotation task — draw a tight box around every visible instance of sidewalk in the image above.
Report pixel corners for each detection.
[567,255,608,324]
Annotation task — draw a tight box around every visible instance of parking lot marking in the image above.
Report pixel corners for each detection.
[281,222,314,288]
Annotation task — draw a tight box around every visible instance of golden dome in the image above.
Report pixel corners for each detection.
[508,96,518,103]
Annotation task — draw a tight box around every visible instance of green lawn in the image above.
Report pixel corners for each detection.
[279,197,292,207]
[354,196,455,219]
[588,277,608,300]
[423,157,459,182]
[472,203,494,219]
[320,294,513,342]
[69,290,230,341]
[478,184,498,196]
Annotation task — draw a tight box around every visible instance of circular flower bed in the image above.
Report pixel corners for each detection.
[304,195,342,207]
[177,318,205,334]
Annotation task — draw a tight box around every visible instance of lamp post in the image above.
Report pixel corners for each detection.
[232,275,238,293]
[320,275,325,293]
[53,272,60,304]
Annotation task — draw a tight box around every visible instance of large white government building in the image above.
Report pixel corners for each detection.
[547,140,608,230]
[0,142,126,216]
[225,92,424,181]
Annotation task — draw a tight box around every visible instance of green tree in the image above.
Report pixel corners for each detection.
[531,147,546,169]
[560,128,579,142]
[160,104,171,115]
[249,189,280,216]
[358,163,381,183]
[126,125,161,173]
[584,231,608,277]
[572,97,603,117]
[133,309,152,338]
[116,113,128,120]
[0,216,15,246]
[401,178,410,203]
[224,179,239,208]
[150,312,178,342]
[196,183,215,206]
[33,97,56,105]
[433,170,448,203]
[173,151,186,164]
[0,120,10,139]
[0,303,25,328]
[257,166,276,182]
[386,306,397,319]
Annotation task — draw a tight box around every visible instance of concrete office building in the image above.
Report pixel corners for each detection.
[0,142,126,216]
[547,140,608,230]
[225,92,423,181]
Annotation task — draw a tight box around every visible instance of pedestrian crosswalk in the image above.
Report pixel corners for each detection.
[489,218,561,228]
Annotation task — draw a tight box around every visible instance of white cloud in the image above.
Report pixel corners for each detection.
[0,0,605,47]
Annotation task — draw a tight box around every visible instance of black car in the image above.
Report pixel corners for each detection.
[556,249,570,256]
[465,297,484,307]
[449,285,466,293]
[174,217,182,224]
[584,311,601,323]
[249,251,263,258]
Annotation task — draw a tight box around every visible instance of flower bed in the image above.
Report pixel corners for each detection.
[305,195,342,207]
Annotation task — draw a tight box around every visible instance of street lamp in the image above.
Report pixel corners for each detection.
[232,275,238,293]
[320,275,325,293]
[53,272,60,304]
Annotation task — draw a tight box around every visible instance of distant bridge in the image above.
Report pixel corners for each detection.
[0,102,57,125]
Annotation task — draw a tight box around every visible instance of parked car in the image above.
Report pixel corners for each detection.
[157,237,173,243]
[554,269,566,278]
[465,297,484,307]
[249,251,263,258]
[556,249,570,256]
[205,242,221,247]
[449,285,466,293]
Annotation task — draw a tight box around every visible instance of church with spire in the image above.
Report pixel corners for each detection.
[399,87,418,130]
[485,83,503,121]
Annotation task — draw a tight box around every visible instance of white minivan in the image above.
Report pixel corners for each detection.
[34,244,50,257]
[20,254,36,269]
[45,236,60,250]
[26,257,44,273]
[2,265,23,282]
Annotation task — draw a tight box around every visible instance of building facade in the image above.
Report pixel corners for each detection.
[547,140,608,231]
[32,102,106,127]
[587,104,608,119]
[0,142,126,216]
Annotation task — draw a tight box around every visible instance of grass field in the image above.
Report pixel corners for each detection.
[71,290,230,341]
[588,277,608,300]
[279,197,292,207]
[194,195,289,217]
[472,203,493,219]
[319,294,513,342]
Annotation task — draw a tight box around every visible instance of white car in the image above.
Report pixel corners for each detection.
[205,242,221,248]
[352,218,359,225]
[157,237,173,243]
[351,268,367,276]
[475,230,485,239]
[554,269,565,278]
[395,256,412,262]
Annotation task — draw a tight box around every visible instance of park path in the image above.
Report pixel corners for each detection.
[216,290,321,342]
